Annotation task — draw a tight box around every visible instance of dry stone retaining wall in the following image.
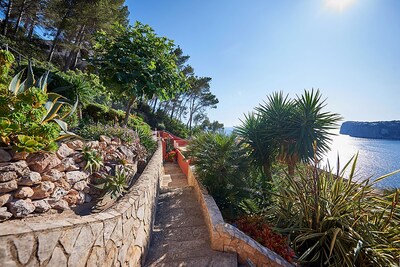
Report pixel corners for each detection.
[186,163,293,267]
[0,140,163,267]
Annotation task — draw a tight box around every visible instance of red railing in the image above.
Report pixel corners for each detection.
[158,130,190,176]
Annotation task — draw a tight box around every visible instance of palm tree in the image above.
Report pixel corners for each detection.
[256,89,341,176]
[235,112,276,180]
[289,89,342,168]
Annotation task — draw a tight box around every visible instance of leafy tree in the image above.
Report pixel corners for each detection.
[92,22,188,127]
[185,76,218,132]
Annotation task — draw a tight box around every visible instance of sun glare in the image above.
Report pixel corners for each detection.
[325,0,357,12]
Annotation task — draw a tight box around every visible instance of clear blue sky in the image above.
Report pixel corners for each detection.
[127,0,400,127]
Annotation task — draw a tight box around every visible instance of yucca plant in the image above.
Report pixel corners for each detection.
[267,154,400,266]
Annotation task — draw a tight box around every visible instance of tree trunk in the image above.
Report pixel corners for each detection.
[123,96,136,127]
[2,0,13,36]
[64,24,85,70]
[27,20,36,40]
[14,0,26,35]
[263,161,272,181]
[48,27,62,62]
[287,154,297,176]
[152,98,158,113]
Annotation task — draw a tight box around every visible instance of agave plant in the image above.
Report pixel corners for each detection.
[267,154,400,266]
[0,63,78,152]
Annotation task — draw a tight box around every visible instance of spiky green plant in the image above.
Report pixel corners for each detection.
[82,147,104,173]
[0,63,78,152]
[101,165,130,199]
[235,112,276,180]
[267,155,400,266]
[186,132,251,219]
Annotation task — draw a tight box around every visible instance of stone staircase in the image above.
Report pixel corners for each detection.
[145,163,237,267]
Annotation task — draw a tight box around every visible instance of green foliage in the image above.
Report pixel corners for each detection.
[77,124,139,144]
[51,70,107,107]
[0,65,77,152]
[235,112,276,180]
[80,103,156,154]
[100,165,130,199]
[237,89,341,175]
[267,156,400,266]
[82,147,104,173]
[92,22,188,126]
[0,49,14,84]
[186,132,250,219]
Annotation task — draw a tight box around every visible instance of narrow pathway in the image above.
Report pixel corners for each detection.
[145,162,237,267]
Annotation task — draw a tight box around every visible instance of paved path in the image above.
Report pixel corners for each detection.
[145,163,237,267]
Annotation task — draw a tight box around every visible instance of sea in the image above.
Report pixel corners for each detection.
[225,127,400,188]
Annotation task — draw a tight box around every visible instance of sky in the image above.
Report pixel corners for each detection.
[127,0,400,127]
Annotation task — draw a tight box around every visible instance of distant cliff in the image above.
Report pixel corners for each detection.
[340,121,400,140]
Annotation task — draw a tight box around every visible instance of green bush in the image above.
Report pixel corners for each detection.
[267,156,400,266]
[77,124,139,144]
[186,132,250,219]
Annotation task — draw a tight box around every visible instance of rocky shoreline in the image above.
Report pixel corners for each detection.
[340,121,400,140]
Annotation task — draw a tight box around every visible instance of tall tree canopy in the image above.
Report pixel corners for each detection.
[92,22,188,126]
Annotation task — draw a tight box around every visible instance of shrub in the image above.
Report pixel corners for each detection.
[235,215,295,262]
[77,124,139,144]
[186,132,250,219]
[267,155,400,266]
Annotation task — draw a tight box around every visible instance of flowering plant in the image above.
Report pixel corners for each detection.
[234,215,295,262]
[166,150,177,162]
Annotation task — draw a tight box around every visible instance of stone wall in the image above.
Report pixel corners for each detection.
[184,155,293,267]
[0,140,163,267]
[0,135,146,222]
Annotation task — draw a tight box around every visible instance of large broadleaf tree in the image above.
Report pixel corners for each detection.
[92,22,188,126]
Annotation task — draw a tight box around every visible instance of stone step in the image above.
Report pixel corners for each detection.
[151,225,209,242]
[145,162,238,267]
[146,253,237,267]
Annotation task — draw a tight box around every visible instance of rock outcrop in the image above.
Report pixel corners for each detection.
[340,121,400,140]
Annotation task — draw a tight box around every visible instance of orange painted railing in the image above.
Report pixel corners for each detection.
[158,131,190,176]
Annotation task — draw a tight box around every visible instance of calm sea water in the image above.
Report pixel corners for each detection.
[322,132,400,189]
[225,127,400,188]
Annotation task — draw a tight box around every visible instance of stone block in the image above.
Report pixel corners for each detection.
[104,240,118,267]
[8,199,35,218]
[56,143,75,159]
[0,179,18,193]
[0,149,12,162]
[0,193,13,207]
[27,153,61,173]
[0,171,17,182]
[18,171,41,186]
[31,181,55,199]
[87,246,106,267]
[37,231,62,265]
[68,226,95,267]
[12,233,35,265]
[59,227,82,255]
[14,187,34,199]
[47,246,67,267]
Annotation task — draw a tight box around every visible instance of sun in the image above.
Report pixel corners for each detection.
[325,0,357,12]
